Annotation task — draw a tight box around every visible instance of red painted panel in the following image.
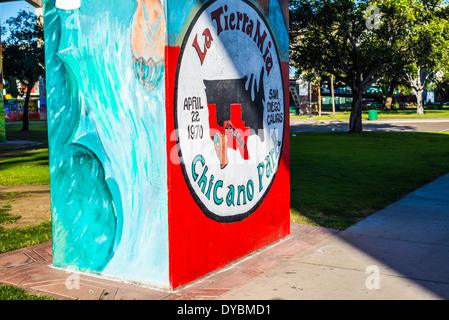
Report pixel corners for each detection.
[166,45,290,289]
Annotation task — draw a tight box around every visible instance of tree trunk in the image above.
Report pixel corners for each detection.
[331,74,336,118]
[385,97,392,110]
[21,81,33,132]
[384,78,397,110]
[349,88,363,133]
[414,89,424,115]
[406,67,430,116]
[318,81,322,116]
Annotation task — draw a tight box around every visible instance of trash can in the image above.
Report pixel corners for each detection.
[368,109,378,120]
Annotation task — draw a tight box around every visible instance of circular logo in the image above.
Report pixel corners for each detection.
[174,0,285,223]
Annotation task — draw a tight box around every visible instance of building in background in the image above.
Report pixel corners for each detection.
[289,76,311,115]
[3,78,45,121]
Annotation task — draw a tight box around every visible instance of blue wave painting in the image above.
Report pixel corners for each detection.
[44,0,169,288]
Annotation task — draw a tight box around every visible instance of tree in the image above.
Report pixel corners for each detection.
[405,66,434,113]
[1,10,45,131]
[433,70,449,102]
[400,1,449,114]
[330,74,336,117]
[377,72,401,109]
[290,0,415,132]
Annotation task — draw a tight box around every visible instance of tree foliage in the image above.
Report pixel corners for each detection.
[400,1,449,113]
[1,10,45,131]
[290,0,449,131]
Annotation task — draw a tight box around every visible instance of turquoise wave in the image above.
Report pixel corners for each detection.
[44,0,169,287]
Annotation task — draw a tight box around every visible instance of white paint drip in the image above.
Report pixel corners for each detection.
[56,0,81,10]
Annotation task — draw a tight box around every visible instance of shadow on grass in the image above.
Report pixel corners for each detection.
[3,122,49,148]
[290,131,449,230]
[0,149,50,185]
[0,204,20,224]
[0,154,49,165]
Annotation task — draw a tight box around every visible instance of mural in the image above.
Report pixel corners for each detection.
[0,39,5,142]
[44,0,169,288]
[4,100,41,122]
[174,0,285,223]
[39,76,47,120]
[45,0,289,289]
[168,0,290,288]
[131,0,166,91]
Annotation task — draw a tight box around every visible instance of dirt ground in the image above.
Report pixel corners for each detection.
[0,184,51,229]
[0,136,51,230]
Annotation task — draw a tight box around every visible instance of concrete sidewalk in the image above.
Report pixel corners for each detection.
[1,174,449,300]
[0,224,337,300]
[290,117,449,133]
[0,139,43,150]
[220,173,449,300]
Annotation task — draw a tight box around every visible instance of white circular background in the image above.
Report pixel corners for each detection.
[175,0,285,222]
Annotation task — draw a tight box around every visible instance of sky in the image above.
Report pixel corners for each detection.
[0,1,34,26]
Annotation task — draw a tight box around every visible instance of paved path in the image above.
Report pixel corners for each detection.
[0,224,337,300]
[0,139,43,150]
[220,174,449,300]
[290,118,449,133]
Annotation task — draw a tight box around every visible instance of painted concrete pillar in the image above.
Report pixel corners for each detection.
[44,0,290,290]
[0,37,5,143]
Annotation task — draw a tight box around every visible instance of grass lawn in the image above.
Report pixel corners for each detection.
[5,121,49,146]
[0,121,53,300]
[1,121,50,185]
[291,109,449,121]
[0,203,20,224]
[0,285,55,300]
[0,190,52,299]
[0,221,52,255]
[0,148,50,185]
[290,131,449,230]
